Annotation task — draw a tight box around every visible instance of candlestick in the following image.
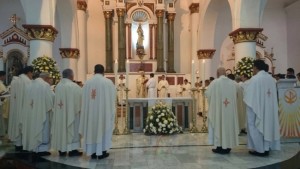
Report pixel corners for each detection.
[126,59,129,88]
[192,60,195,88]
[202,59,205,88]
[114,59,118,86]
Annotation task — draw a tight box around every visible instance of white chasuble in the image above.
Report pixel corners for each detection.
[206,76,239,149]
[79,74,116,156]
[8,76,19,141]
[157,80,169,98]
[51,78,82,152]
[22,78,54,152]
[146,77,156,98]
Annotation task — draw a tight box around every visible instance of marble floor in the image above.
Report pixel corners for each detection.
[0,116,300,169]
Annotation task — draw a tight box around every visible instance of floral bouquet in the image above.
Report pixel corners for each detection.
[32,55,61,84]
[235,57,254,78]
[144,101,182,135]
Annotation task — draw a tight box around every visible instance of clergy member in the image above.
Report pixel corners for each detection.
[22,72,54,156]
[136,71,148,98]
[146,73,156,98]
[79,64,116,159]
[244,60,280,157]
[182,79,191,97]
[0,71,8,137]
[117,74,126,105]
[157,75,169,98]
[206,67,239,154]
[8,66,33,151]
[51,69,82,156]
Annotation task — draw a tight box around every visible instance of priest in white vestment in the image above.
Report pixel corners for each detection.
[157,75,169,98]
[244,60,280,157]
[51,69,82,157]
[117,74,126,105]
[7,76,19,142]
[206,67,239,154]
[146,73,156,98]
[22,72,54,156]
[79,64,116,159]
[8,66,33,151]
[136,71,148,98]
[182,79,191,97]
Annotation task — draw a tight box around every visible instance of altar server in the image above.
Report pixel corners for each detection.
[146,73,156,98]
[182,79,191,97]
[157,75,169,98]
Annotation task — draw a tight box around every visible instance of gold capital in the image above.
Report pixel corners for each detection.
[103,11,114,19]
[59,48,80,59]
[77,0,87,11]
[197,49,216,60]
[229,28,263,44]
[23,25,58,42]
[189,3,199,14]
[116,8,125,17]
[166,12,176,21]
[155,10,165,18]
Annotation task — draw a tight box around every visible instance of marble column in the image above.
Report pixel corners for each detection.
[23,25,58,64]
[149,24,154,59]
[197,49,216,82]
[104,11,114,73]
[59,48,80,78]
[77,0,87,81]
[117,8,126,72]
[156,10,165,72]
[126,23,132,59]
[229,28,263,64]
[189,3,199,62]
[166,12,176,73]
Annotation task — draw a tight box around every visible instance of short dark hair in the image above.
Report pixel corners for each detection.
[23,66,34,74]
[209,77,215,81]
[227,74,235,80]
[62,69,73,78]
[264,63,269,72]
[253,60,265,71]
[94,64,104,74]
[150,73,154,77]
[287,68,295,74]
[0,71,6,77]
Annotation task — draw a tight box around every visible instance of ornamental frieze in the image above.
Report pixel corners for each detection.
[59,48,80,59]
[229,28,263,44]
[155,10,164,18]
[23,25,58,42]
[197,49,216,60]
[77,0,87,11]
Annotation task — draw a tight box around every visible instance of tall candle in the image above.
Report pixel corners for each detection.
[191,60,195,88]
[126,59,129,88]
[202,59,205,87]
[114,59,118,86]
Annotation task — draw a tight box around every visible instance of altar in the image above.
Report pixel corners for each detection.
[127,97,192,132]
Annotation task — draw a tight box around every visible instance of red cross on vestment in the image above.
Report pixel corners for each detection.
[223,98,230,107]
[267,89,271,97]
[91,89,96,100]
[30,100,34,109]
[58,100,63,109]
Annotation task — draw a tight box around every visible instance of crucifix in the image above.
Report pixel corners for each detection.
[9,14,20,27]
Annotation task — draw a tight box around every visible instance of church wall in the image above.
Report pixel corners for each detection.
[286,1,300,74]
[261,3,288,74]
[174,0,191,74]
[86,1,106,74]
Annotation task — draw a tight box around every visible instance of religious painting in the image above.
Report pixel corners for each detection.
[5,51,25,84]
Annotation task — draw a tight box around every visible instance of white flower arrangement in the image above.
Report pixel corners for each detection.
[144,101,182,135]
[32,55,61,84]
[235,57,254,78]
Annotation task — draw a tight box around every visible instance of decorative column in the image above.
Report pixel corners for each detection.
[126,23,132,59]
[77,0,87,81]
[149,24,154,59]
[156,9,165,72]
[197,49,215,81]
[229,28,263,63]
[23,25,58,64]
[166,12,176,73]
[189,3,199,62]
[117,8,126,72]
[59,48,80,75]
[104,11,114,73]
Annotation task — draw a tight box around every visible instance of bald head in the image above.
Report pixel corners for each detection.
[217,67,226,78]
[62,69,74,80]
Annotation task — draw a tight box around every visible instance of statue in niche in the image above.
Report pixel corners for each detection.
[136,24,144,48]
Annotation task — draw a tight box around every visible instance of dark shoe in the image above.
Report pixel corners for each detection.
[59,151,67,156]
[91,153,97,159]
[69,150,83,157]
[240,129,247,135]
[220,148,231,154]
[98,151,109,159]
[212,147,222,153]
[249,151,269,157]
[37,151,51,156]
[15,146,23,152]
